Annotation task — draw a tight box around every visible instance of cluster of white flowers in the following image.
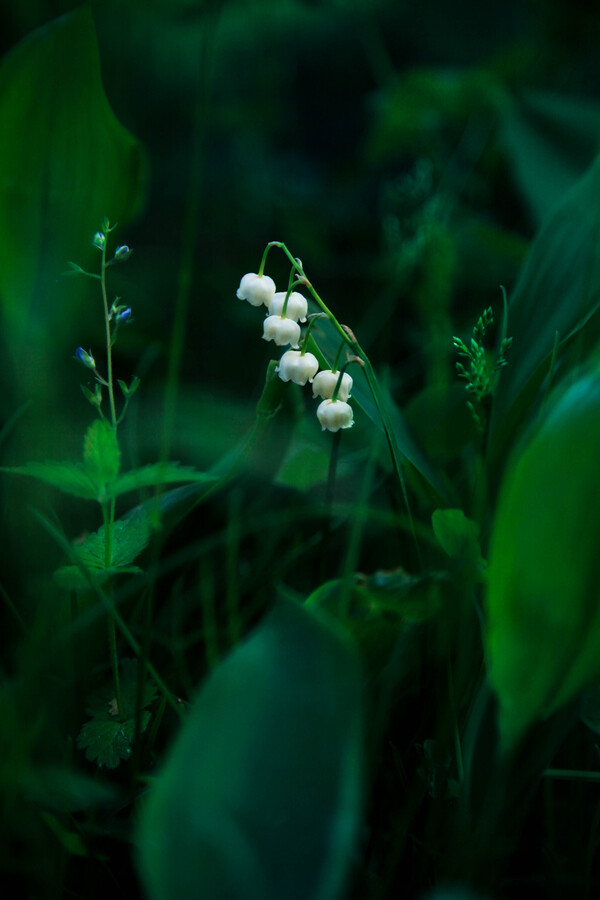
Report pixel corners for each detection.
[237,272,354,432]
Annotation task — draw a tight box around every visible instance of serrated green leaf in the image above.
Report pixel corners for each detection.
[53,506,151,589]
[137,598,364,900]
[107,463,215,499]
[77,712,150,769]
[1,461,97,499]
[77,659,157,768]
[83,419,120,487]
[486,371,600,753]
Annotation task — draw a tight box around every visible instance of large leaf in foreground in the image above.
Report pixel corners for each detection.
[489,154,600,464]
[486,370,600,752]
[0,6,146,341]
[137,598,364,900]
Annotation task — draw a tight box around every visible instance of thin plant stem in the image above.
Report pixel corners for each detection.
[226,490,242,647]
[99,238,117,431]
[268,241,419,559]
[318,430,342,585]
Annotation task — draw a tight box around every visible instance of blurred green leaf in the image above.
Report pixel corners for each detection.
[53,564,142,592]
[432,508,484,569]
[137,598,364,900]
[0,5,147,343]
[26,766,118,813]
[108,463,215,499]
[83,420,120,488]
[1,461,97,499]
[581,681,600,736]
[486,371,600,752]
[489,154,600,464]
[501,90,600,226]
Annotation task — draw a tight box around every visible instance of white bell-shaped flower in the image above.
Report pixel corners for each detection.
[267,291,308,323]
[275,350,319,386]
[237,273,276,307]
[317,398,354,432]
[262,315,301,348]
[312,369,353,401]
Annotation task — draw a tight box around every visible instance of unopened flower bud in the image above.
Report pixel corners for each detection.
[267,291,308,323]
[317,398,354,432]
[75,347,96,369]
[262,315,301,348]
[275,350,319,386]
[93,232,105,250]
[237,273,276,307]
[116,307,132,324]
[312,369,353,401]
[113,245,132,262]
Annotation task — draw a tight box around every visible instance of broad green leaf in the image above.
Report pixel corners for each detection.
[108,463,215,499]
[26,765,117,812]
[137,598,364,900]
[0,461,97,499]
[0,6,146,344]
[489,154,600,464]
[77,658,157,768]
[501,90,600,226]
[486,371,600,752]
[83,420,120,487]
[53,505,151,589]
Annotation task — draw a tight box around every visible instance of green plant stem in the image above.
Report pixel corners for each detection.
[544,768,600,783]
[101,497,122,716]
[107,612,123,717]
[100,242,117,431]
[318,430,341,585]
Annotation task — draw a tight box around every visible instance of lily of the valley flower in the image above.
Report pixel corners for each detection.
[312,369,353,401]
[267,291,308,323]
[317,398,354,432]
[262,315,301,348]
[275,350,319,385]
[237,273,276,307]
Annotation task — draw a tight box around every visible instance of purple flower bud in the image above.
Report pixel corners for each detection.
[113,245,132,263]
[75,347,96,369]
[116,307,132,324]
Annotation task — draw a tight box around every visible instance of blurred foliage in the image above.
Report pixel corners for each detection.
[2,0,600,898]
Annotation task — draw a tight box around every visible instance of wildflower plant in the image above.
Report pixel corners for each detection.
[2,218,214,767]
[453,289,513,432]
